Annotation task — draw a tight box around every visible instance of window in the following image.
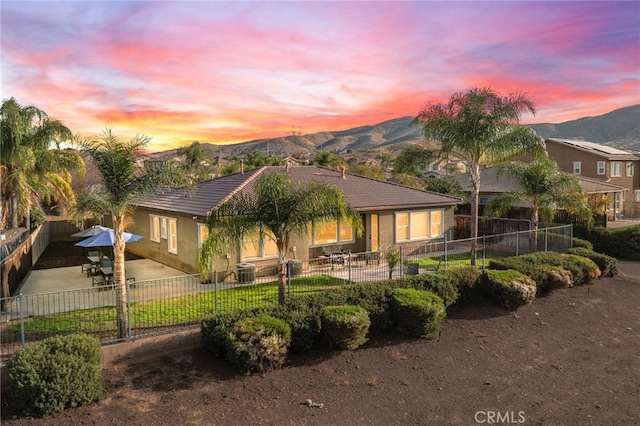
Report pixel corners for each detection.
[573,161,581,175]
[242,229,279,259]
[611,161,622,177]
[168,218,177,254]
[161,218,168,239]
[597,161,606,175]
[626,162,634,177]
[395,209,443,243]
[635,190,640,202]
[197,224,208,248]
[311,220,354,246]
[150,215,160,242]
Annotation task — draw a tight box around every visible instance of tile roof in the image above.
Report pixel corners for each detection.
[134,165,461,216]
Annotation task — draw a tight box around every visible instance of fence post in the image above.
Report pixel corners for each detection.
[286,261,291,298]
[19,293,25,347]
[126,279,132,341]
[544,227,548,252]
[348,250,352,284]
[482,235,486,272]
[444,234,448,270]
[515,230,519,257]
[214,271,219,315]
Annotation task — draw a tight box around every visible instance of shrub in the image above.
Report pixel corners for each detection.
[7,333,103,417]
[481,269,536,310]
[566,247,618,277]
[320,305,371,350]
[389,288,446,339]
[574,225,640,260]
[224,316,291,373]
[403,272,459,308]
[201,309,258,356]
[572,237,593,250]
[270,305,321,353]
[447,267,482,308]
[561,254,601,285]
[487,256,572,294]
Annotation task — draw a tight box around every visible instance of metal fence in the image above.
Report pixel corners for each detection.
[0,224,573,360]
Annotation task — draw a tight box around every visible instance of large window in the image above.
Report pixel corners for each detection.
[197,224,208,248]
[242,229,279,259]
[611,161,622,177]
[168,218,177,254]
[395,210,443,243]
[627,162,634,177]
[150,215,160,242]
[573,161,581,175]
[311,220,354,246]
[597,161,606,175]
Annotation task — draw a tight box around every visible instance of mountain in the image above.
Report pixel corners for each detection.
[175,105,640,159]
[527,105,640,150]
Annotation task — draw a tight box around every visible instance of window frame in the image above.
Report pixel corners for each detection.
[395,209,444,243]
[611,161,622,177]
[197,224,208,248]
[573,161,581,175]
[596,161,606,175]
[168,218,178,254]
[150,215,160,242]
[626,161,634,177]
[242,228,279,260]
[310,219,355,247]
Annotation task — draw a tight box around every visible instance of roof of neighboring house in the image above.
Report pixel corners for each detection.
[450,165,628,196]
[576,176,627,194]
[134,165,461,217]
[546,138,640,161]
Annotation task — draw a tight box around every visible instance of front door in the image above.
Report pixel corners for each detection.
[369,213,379,252]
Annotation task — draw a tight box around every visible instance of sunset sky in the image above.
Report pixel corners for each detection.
[2,1,639,151]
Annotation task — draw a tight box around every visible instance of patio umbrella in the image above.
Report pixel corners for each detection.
[71,225,111,238]
[74,229,143,248]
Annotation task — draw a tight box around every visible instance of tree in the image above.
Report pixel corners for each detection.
[414,87,545,264]
[176,141,215,182]
[348,163,386,180]
[311,151,345,168]
[423,177,466,200]
[73,130,190,339]
[1,97,84,229]
[392,145,435,175]
[198,172,362,303]
[484,158,593,230]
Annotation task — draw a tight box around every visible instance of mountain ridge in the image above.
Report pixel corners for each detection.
[156,105,640,159]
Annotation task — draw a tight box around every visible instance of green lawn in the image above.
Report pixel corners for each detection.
[1,275,347,342]
[413,250,510,270]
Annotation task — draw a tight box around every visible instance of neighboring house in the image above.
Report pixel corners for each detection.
[545,138,640,217]
[450,165,626,220]
[128,165,461,276]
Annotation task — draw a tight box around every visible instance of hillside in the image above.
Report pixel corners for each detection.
[155,105,640,160]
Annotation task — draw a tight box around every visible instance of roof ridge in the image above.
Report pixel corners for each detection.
[211,166,267,211]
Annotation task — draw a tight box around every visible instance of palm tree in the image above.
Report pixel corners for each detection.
[1,97,84,229]
[176,141,215,182]
[198,171,362,303]
[392,144,435,175]
[74,130,190,339]
[414,87,545,264]
[484,158,593,230]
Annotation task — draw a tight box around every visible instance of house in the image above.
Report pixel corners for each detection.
[127,165,461,276]
[450,164,627,221]
[545,138,640,217]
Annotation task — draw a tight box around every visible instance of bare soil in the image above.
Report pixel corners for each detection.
[3,243,639,425]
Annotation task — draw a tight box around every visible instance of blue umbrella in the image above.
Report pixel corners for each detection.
[71,225,111,238]
[74,229,143,248]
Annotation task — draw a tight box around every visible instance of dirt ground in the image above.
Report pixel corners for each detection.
[2,244,639,425]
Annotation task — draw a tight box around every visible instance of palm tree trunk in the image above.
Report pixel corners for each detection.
[277,260,286,304]
[113,216,129,340]
[469,169,481,266]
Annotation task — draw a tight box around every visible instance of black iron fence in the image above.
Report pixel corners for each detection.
[0,225,573,360]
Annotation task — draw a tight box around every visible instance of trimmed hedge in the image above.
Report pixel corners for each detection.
[566,247,618,277]
[320,305,370,350]
[224,315,291,373]
[481,269,536,310]
[572,237,593,250]
[389,288,446,339]
[574,225,640,260]
[6,333,103,417]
